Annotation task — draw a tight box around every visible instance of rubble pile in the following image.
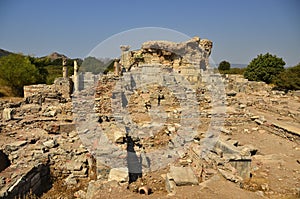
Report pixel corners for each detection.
[0,91,95,198]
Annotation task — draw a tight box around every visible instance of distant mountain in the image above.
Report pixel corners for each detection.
[0,49,13,58]
[231,64,247,68]
[45,52,68,61]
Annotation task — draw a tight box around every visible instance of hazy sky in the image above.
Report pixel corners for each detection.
[0,0,299,66]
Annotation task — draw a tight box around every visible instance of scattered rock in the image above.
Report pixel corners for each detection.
[221,127,231,135]
[64,174,77,186]
[239,104,246,109]
[218,168,242,183]
[43,139,58,149]
[74,189,86,198]
[254,119,264,125]
[226,90,237,97]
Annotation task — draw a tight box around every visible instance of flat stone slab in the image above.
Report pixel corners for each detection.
[169,166,198,186]
[272,122,300,136]
[108,167,128,183]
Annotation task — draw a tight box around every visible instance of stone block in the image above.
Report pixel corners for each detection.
[59,123,76,133]
[2,108,13,121]
[254,119,264,125]
[43,139,58,149]
[108,167,129,183]
[168,166,198,186]
[21,104,41,113]
[165,173,176,194]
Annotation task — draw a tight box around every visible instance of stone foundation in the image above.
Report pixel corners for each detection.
[0,163,51,198]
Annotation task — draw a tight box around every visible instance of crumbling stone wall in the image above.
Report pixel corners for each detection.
[224,74,272,93]
[117,37,212,86]
[24,78,73,102]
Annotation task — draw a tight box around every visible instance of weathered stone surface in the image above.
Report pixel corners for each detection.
[59,123,76,133]
[2,108,13,121]
[44,123,60,134]
[43,139,58,149]
[108,167,129,183]
[74,189,86,198]
[255,119,264,125]
[168,166,198,186]
[5,140,27,152]
[43,106,61,117]
[165,173,176,194]
[86,180,102,199]
[218,168,242,183]
[226,90,237,97]
[64,174,77,186]
[272,122,300,136]
[21,104,41,113]
[114,130,126,143]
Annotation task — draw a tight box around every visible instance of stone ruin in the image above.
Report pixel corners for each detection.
[0,37,299,198]
[73,37,262,195]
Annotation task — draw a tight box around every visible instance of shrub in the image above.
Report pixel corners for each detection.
[244,53,285,84]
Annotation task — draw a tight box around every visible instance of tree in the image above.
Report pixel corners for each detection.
[244,53,285,84]
[274,63,300,91]
[28,56,49,83]
[218,60,231,71]
[0,54,40,96]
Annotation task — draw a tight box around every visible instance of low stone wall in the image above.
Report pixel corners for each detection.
[24,84,52,98]
[23,78,73,100]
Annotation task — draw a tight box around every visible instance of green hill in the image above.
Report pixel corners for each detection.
[0,49,13,58]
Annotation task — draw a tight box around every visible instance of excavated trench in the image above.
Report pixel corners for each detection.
[0,150,10,172]
[0,161,52,198]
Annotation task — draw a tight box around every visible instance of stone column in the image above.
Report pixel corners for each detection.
[62,58,68,78]
[120,45,130,69]
[114,58,120,76]
[73,60,79,92]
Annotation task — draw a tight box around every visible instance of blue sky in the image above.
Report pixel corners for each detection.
[0,0,299,66]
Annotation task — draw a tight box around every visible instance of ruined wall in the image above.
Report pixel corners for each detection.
[117,37,213,86]
[24,84,52,98]
[224,74,273,93]
[24,78,73,101]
